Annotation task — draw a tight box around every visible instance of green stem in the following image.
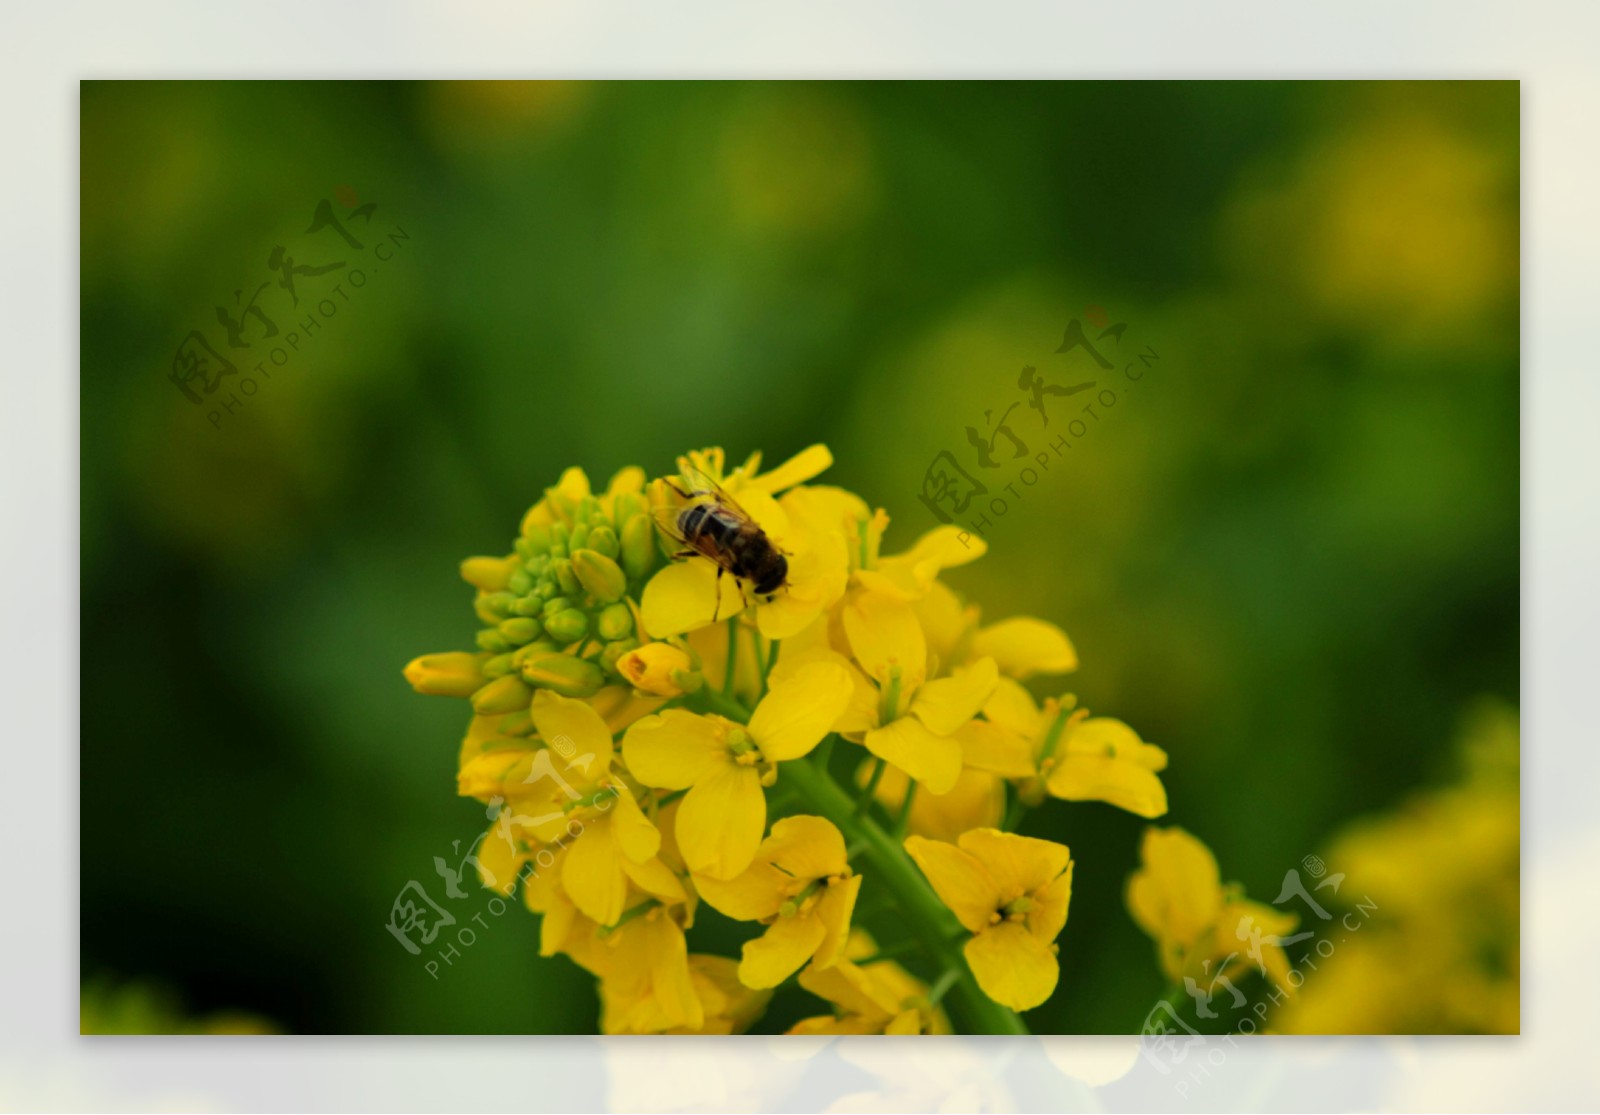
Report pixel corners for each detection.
[856,758,887,816]
[722,618,739,694]
[781,751,1030,1036]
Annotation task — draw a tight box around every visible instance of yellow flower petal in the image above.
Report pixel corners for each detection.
[864,715,964,795]
[982,677,1046,739]
[746,443,833,494]
[756,530,849,640]
[644,912,703,1030]
[872,762,1006,844]
[739,913,829,989]
[958,828,1071,899]
[622,710,726,790]
[561,819,627,926]
[1126,827,1224,947]
[780,484,869,543]
[903,835,1001,933]
[813,874,862,969]
[620,854,687,904]
[1046,753,1169,818]
[748,660,855,761]
[676,763,767,880]
[971,617,1078,678]
[609,785,663,862]
[1031,860,1075,942]
[910,657,1000,736]
[641,560,745,639]
[842,591,927,692]
[528,690,614,782]
[692,863,786,922]
[763,814,850,880]
[964,922,1059,1011]
[956,719,1038,780]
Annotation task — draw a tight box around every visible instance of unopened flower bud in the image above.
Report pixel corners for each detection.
[519,652,606,697]
[461,556,516,592]
[471,674,533,715]
[544,607,589,644]
[617,642,698,697]
[596,603,634,641]
[620,512,657,582]
[571,549,627,603]
[499,617,541,644]
[403,652,488,698]
[587,525,620,560]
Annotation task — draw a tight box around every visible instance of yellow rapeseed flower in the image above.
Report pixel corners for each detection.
[905,829,1074,1011]
[960,679,1168,818]
[789,931,952,1035]
[622,660,854,879]
[694,815,861,988]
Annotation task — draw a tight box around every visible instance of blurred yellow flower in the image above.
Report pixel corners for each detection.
[694,815,861,989]
[905,829,1073,1011]
[1126,826,1297,994]
[865,761,1005,844]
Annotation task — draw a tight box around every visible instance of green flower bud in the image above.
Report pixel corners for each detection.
[521,522,553,551]
[471,674,532,715]
[484,591,519,617]
[508,569,533,595]
[541,595,573,619]
[511,639,559,668]
[596,602,634,641]
[481,653,517,679]
[476,629,512,654]
[499,617,541,644]
[569,523,591,551]
[512,596,546,618]
[514,537,537,560]
[554,559,582,598]
[571,549,627,603]
[587,525,620,560]
[621,512,657,582]
[519,651,605,698]
[600,637,640,676]
[544,607,589,644]
[474,596,503,626]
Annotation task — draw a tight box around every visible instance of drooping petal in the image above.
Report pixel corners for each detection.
[644,912,703,1031]
[964,922,1059,1011]
[748,660,855,761]
[641,560,745,639]
[675,764,767,880]
[739,914,829,989]
[561,819,628,926]
[842,591,927,692]
[910,657,1000,736]
[622,710,727,790]
[812,874,863,969]
[903,835,1001,934]
[864,716,964,795]
[971,617,1078,678]
[608,785,663,862]
[529,689,615,781]
[958,828,1071,899]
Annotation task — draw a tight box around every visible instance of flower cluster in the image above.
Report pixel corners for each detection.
[405,445,1178,1033]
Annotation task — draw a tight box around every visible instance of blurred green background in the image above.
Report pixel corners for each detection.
[79,80,1518,1034]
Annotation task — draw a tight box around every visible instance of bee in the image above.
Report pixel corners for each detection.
[653,466,789,613]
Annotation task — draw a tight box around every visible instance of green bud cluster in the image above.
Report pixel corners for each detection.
[462,483,660,702]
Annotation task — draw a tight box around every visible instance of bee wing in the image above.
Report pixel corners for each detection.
[649,501,697,548]
[673,463,753,518]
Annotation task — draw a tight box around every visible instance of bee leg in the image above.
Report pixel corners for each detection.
[672,549,697,560]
